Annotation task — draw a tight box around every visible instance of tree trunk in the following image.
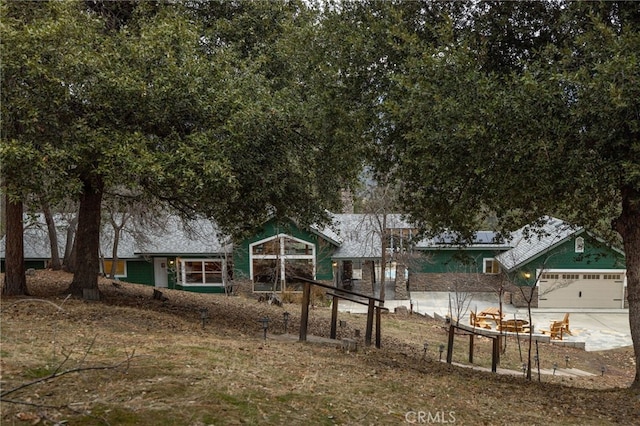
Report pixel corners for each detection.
[67,177,104,298]
[614,186,640,390]
[63,214,78,272]
[42,201,61,270]
[2,197,28,296]
[526,300,533,381]
[379,214,387,303]
[110,223,122,278]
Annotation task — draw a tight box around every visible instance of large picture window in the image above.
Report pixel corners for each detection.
[102,259,126,277]
[250,234,315,292]
[178,259,224,286]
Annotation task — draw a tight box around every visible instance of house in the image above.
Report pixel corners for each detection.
[494,218,627,309]
[0,215,231,294]
[0,214,627,308]
[410,230,513,293]
[324,213,415,297]
[411,218,627,309]
[231,218,340,293]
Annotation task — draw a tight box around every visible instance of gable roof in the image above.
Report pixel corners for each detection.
[495,217,581,271]
[307,223,342,246]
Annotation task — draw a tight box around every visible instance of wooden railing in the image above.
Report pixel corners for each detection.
[292,276,388,348]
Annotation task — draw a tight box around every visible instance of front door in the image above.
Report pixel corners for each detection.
[153,257,169,288]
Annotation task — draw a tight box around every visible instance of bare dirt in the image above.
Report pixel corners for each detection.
[1,270,638,425]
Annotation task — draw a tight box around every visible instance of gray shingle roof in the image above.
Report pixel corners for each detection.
[2,213,599,271]
[134,216,229,255]
[495,217,581,271]
[0,215,69,260]
[329,213,413,259]
[0,215,229,260]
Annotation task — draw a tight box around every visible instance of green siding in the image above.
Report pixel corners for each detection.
[175,285,225,294]
[512,234,625,286]
[26,260,47,270]
[233,219,337,282]
[316,239,335,280]
[414,249,507,273]
[540,235,624,269]
[1,260,47,272]
[124,260,154,286]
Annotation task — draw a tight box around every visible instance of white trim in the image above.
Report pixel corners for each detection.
[178,282,225,287]
[482,258,500,274]
[536,268,627,309]
[249,234,316,292]
[178,258,225,286]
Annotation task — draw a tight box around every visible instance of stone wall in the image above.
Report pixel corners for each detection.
[408,272,504,293]
[394,263,409,300]
[502,282,539,308]
[408,272,540,308]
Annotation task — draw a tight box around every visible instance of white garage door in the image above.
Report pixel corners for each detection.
[538,271,625,309]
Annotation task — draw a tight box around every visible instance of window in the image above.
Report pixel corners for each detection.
[604,274,622,280]
[562,274,579,280]
[250,234,315,292]
[541,273,559,280]
[178,259,224,286]
[583,274,600,280]
[575,236,585,253]
[284,259,314,291]
[252,239,279,255]
[386,228,415,253]
[253,259,281,292]
[102,259,126,277]
[483,258,500,274]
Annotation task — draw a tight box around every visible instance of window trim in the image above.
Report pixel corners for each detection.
[482,258,500,274]
[177,258,225,287]
[535,268,627,287]
[249,233,316,292]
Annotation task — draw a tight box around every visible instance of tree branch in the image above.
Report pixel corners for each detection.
[0,351,137,399]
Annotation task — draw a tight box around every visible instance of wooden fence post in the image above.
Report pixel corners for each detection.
[492,337,500,372]
[375,306,382,348]
[446,323,455,364]
[299,281,311,342]
[330,294,339,339]
[365,298,375,346]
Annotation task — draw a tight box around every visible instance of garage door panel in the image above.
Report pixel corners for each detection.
[538,274,624,308]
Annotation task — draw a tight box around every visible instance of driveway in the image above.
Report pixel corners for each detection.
[336,291,632,352]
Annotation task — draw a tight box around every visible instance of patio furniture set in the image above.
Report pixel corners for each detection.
[469,308,571,340]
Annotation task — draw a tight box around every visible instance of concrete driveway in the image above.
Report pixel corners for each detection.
[336,291,632,352]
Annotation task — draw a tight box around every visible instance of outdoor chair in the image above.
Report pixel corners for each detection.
[560,313,572,335]
[540,320,564,340]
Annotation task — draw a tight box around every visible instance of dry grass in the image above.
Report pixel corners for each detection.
[0,270,638,425]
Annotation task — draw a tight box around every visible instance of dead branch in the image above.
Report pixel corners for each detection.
[11,297,69,312]
[0,351,137,399]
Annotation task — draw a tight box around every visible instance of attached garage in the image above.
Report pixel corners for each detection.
[537,270,626,309]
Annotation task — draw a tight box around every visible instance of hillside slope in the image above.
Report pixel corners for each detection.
[0,271,637,425]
